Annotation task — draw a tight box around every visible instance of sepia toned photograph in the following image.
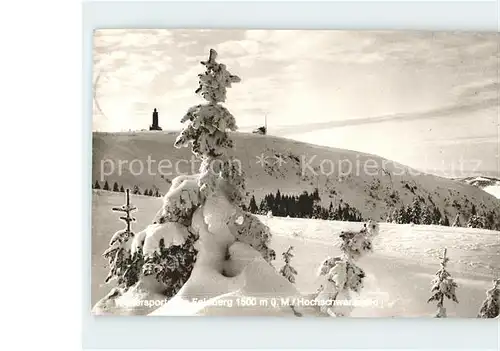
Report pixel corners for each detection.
[91,29,499,317]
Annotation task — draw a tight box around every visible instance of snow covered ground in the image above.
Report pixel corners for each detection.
[457,176,500,200]
[92,190,499,317]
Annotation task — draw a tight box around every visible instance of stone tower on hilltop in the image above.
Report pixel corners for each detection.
[149,108,162,131]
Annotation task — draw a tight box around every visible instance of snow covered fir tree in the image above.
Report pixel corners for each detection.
[174,49,245,204]
[314,220,380,317]
[477,279,500,318]
[279,246,298,284]
[102,189,142,288]
[427,248,459,318]
[91,30,500,320]
[172,48,275,262]
[93,49,280,316]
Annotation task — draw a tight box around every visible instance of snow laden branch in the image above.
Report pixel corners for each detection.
[314,221,380,317]
[427,248,459,318]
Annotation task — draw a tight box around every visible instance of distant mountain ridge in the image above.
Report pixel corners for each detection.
[92,131,500,229]
[456,176,500,188]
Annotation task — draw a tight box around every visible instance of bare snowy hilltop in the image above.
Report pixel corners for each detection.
[93,131,500,228]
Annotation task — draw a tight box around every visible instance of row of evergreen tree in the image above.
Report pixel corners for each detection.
[387,198,498,230]
[463,204,499,230]
[246,189,363,222]
[387,199,450,226]
[243,191,496,229]
[93,180,162,197]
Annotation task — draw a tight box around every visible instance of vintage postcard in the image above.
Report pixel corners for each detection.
[91,29,499,317]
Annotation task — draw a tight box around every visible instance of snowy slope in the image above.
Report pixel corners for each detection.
[93,131,500,226]
[92,191,499,317]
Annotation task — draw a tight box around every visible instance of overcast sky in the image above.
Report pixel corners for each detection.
[93,29,499,177]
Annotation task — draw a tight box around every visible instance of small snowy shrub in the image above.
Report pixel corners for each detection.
[315,258,366,317]
[477,279,500,318]
[427,248,458,318]
[317,257,366,293]
[102,189,143,288]
[314,220,377,316]
[142,233,198,297]
[279,246,298,284]
[339,220,379,260]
